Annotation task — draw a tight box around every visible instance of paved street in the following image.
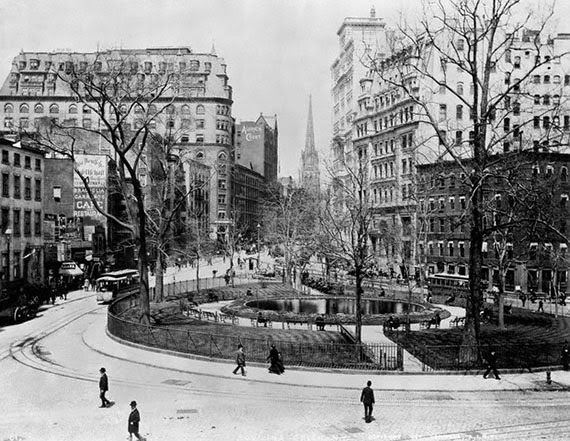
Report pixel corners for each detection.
[2,288,570,441]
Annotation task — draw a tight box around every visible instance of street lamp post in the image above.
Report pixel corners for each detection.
[256,223,261,270]
[4,228,12,282]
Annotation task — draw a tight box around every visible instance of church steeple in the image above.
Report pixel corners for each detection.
[304,94,316,154]
[300,94,320,193]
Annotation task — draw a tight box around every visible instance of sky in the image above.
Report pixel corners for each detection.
[0,0,569,178]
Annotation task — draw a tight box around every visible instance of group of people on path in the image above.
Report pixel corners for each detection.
[231,343,285,376]
[98,367,145,440]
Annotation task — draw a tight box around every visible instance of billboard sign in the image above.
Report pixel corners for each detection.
[74,154,107,224]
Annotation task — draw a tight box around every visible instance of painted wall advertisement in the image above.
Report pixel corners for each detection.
[73,154,107,225]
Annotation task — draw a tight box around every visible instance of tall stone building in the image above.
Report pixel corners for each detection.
[330,7,388,173]
[0,47,234,252]
[350,22,570,283]
[299,96,320,192]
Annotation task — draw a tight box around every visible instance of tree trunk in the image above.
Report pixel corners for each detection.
[196,253,200,293]
[462,179,484,364]
[137,229,151,324]
[155,250,164,303]
[498,272,505,329]
[355,266,363,344]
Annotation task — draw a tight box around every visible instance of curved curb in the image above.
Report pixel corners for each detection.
[100,328,570,392]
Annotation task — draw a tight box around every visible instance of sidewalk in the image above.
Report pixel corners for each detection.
[84,309,570,392]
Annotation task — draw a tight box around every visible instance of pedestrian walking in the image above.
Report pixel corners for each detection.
[562,341,570,371]
[267,344,285,374]
[83,278,90,292]
[483,351,501,380]
[128,401,143,440]
[232,344,246,376]
[99,367,111,408]
[360,380,375,423]
[538,299,544,313]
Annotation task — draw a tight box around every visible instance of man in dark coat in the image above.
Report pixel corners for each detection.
[128,401,142,440]
[99,367,111,408]
[483,351,501,380]
[232,344,246,376]
[360,380,375,423]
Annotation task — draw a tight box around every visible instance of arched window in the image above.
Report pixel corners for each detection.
[19,104,28,113]
[4,103,13,113]
[118,104,127,114]
[82,105,91,114]
[534,94,541,105]
[134,104,144,114]
[554,94,560,105]
[196,104,205,115]
[165,104,175,114]
[196,151,204,160]
[68,104,77,114]
[34,103,44,113]
[543,95,551,105]
[181,104,190,114]
[457,82,464,95]
[148,104,157,114]
[554,75,561,84]
[218,152,227,161]
[49,104,59,114]
[561,167,568,182]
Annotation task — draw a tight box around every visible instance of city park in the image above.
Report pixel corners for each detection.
[106,250,570,375]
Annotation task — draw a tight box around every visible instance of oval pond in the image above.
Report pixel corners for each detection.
[246,298,423,315]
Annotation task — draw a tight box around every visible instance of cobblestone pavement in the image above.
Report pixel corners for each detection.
[2,290,570,441]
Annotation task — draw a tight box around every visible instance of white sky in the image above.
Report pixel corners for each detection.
[0,0,568,178]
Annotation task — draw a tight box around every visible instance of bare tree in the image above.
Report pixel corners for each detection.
[32,52,182,323]
[365,0,566,354]
[262,183,319,286]
[320,158,375,344]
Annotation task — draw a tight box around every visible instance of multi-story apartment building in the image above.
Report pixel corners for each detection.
[0,138,45,289]
[351,25,570,277]
[417,153,570,295]
[0,47,234,245]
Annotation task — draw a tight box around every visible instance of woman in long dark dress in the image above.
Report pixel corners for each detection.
[267,344,285,374]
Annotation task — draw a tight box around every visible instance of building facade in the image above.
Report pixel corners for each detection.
[348,23,570,277]
[0,138,45,289]
[0,47,234,248]
[235,114,278,182]
[417,153,570,295]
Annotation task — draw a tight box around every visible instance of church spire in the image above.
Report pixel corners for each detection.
[300,94,320,193]
[304,95,316,154]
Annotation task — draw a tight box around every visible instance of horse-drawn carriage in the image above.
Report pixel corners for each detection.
[0,280,51,323]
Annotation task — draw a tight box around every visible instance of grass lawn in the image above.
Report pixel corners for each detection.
[387,306,570,370]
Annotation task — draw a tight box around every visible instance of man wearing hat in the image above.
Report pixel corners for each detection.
[98,367,111,408]
[128,400,142,440]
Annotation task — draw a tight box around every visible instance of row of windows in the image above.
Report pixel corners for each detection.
[356,106,415,137]
[1,150,41,170]
[17,59,212,74]
[1,173,42,201]
[0,207,42,238]
[3,102,225,117]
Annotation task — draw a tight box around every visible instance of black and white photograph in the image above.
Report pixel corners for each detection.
[2,0,570,439]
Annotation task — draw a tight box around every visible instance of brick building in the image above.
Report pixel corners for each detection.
[417,153,570,295]
[0,138,45,288]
